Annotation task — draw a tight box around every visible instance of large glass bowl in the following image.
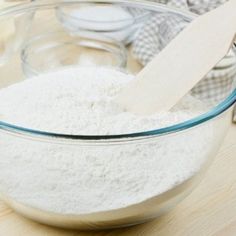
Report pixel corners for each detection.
[0,0,235,230]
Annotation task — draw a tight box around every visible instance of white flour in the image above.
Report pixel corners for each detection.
[0,67,213,214]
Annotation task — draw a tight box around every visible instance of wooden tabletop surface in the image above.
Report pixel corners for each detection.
[0,1,236,236]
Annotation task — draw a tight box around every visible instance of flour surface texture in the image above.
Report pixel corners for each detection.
[0,67,213,214]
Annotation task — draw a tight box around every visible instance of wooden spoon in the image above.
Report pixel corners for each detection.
[115,0,236,115]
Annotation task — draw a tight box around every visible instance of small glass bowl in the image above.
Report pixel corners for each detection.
[21,31,127,78]
[56,3,150,45]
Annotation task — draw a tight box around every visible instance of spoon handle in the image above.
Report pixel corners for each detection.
[116,0,236,115]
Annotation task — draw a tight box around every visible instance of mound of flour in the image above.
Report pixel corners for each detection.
[0,67,208,134]
[0,66,213,214]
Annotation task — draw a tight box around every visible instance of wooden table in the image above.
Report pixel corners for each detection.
[0,1,236,235]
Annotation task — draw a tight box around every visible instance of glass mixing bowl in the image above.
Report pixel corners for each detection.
[0,0,235,231]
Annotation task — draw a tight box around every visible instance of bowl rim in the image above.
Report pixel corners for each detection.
[0,0,235,142]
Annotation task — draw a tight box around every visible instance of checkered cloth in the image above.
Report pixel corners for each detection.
[132,0,236,121]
